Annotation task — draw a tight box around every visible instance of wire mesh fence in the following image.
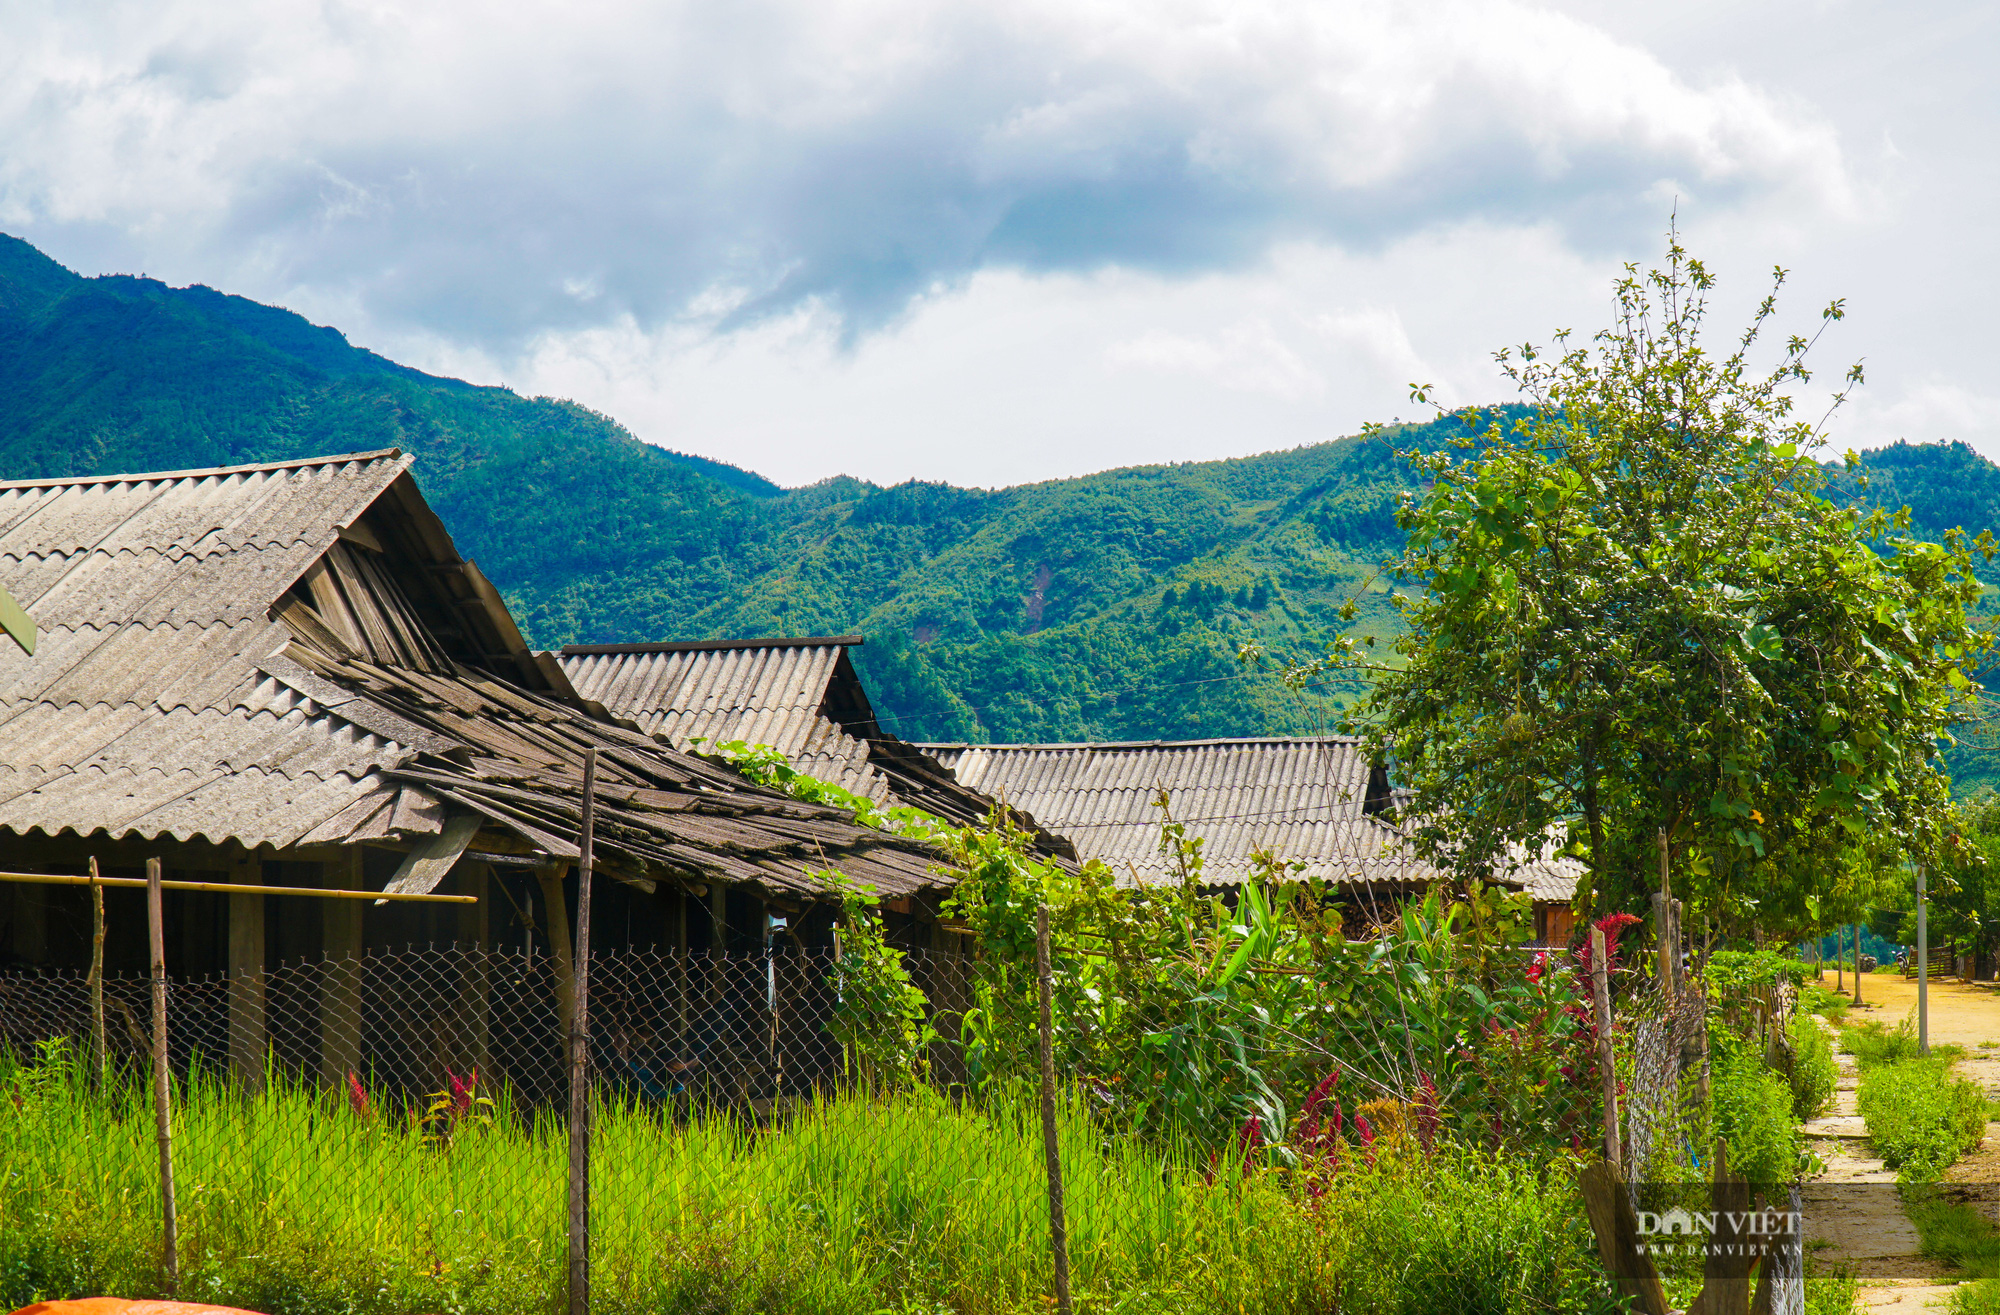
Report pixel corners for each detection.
[1,928,1769,1314]
[0,943,1089,1312]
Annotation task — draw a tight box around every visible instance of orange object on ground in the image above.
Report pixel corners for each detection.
[10,1301,269,1315]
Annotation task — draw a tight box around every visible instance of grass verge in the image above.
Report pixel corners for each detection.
[2,1046,1609,1315]
[1856,1057,1985,1184]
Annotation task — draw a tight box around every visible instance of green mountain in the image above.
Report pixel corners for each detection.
[2,232,1996,781]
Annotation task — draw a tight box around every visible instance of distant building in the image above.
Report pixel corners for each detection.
[919,737,1579,944]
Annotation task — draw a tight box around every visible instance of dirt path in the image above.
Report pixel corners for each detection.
[1802,970,2000,1311]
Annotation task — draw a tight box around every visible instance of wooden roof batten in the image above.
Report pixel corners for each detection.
[0,449,949,901]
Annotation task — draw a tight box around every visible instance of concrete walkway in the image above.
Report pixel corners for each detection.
[1801,972,2000,1312]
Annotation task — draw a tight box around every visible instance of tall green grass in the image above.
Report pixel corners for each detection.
[1786,1012,1838,1121]
[0,1045,1607,1314]
[1857,1057,1987,1184]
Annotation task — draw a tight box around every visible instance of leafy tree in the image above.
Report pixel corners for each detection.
[1363,231,1994,926]
[1926,791,2000,964]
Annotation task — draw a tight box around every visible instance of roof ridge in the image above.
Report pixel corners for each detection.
[917,735,1365,750]
[0,448,406,491]
[557,635,863,656]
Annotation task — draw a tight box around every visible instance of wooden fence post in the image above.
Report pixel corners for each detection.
[538,865,576,1039]
[1656,831,1673,995]
[1590,926,1620,1171]
[88,857,106,1085]
[1036,905,1074,1315]
[146,856,178,1295]
[1578,1160,1669,1315]
[228,849,266,1093]
[567,748,598,1315]
[319,849,364,1091]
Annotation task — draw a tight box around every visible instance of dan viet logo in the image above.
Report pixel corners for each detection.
[1634,1206,1801,1257]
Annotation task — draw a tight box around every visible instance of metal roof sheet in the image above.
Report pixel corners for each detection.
[0,454,417,849]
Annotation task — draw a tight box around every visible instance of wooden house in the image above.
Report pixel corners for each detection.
[0,450,950,1087]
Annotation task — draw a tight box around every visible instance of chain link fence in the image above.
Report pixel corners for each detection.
[2,927,1752,1314]
[0,943,1090,1312]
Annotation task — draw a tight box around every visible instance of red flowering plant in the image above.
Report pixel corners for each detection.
[1457,911,1641,1156]
[1290,1070,1348,1201]
[345,1070,373,1121]
[417,1066,494,1150]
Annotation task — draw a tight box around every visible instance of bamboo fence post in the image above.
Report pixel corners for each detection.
[1656,830,1673,995]
[146,856,178,1294]
[567,748,598,1315]
[1035,905,1074,1315]
[1590,926,1620,1171]
[88,856,106,1085]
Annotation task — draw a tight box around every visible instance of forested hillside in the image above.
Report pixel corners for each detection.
[2,232,1995,781]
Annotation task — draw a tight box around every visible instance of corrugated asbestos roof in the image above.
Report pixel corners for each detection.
[557,640,1070,851]
[562,641,879,795]
[0,451,949,899]
[921,738,1580,901]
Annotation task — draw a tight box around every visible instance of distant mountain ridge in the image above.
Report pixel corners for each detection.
[1,232,1995,786]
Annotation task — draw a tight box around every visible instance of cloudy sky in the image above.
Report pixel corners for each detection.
[1,0,1990,487]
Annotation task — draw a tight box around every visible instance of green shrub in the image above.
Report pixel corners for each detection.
[1709,1027,1810,1187]
[1952,1278,2000,1314]
[1857,1058,1987,1183]
[1787,1012,1838,1120]
[1843,1015,1964,1068]
[1799,981,1849,1024]
[1707,950,1814,991]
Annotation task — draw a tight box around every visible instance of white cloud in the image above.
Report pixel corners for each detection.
[0,0,1985,490]
[1108,320,1325,402]
[1308,309,1439,403]
[1845,381,2000,461]
[0,0,1851,346]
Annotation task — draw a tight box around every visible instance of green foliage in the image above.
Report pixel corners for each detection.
[1707,1026,1811,1188]
[1857,1057,1986,1183]
[824,875,937,1087]
[1361,231,1993,932]
[1706,950,1814,991]
[1786,1011,1839,1121]
[1840,1015,1960,1068]
[1927,789,2000,965]
[692,739,949,840]
[938,807,1604,1155]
